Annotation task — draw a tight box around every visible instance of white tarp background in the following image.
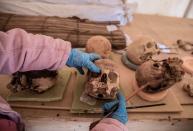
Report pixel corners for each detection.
[0,0,137,25]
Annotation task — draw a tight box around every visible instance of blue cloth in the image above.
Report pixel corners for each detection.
[102,92,128,124]
[66,49,101,74]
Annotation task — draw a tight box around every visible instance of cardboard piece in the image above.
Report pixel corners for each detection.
[7,68,71,102]
[71,74,115,113]
[7,68,77,110]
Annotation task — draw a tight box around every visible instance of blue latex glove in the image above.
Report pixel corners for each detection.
[66,49,101,74]
[102,92,128,124]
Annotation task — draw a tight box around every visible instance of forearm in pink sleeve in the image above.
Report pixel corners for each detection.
[91,118,128,131]
[0,28,71,74]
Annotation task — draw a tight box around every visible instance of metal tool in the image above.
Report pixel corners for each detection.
[89,84,149,130]
[126,103,165,109]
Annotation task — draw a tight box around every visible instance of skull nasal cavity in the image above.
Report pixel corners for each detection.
[97,94,103,98]
[153,63,159,68]
[100,73,107,83]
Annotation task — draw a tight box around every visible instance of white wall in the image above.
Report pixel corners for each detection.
[128,0,193,18]
[0,0,193,19]
[186,0,193,18]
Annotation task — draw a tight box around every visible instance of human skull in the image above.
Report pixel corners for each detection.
[177,39,193,51]
[183,84,193,97]
[86,36,112,58]
[85,59,119,99]
[135,57,184,93]
[181,74,193,97]
[126,36,160,65]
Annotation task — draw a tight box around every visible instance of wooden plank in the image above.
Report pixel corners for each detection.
[71,73,114,113]
[7,68,71,102]
[8,68,77,110]
[70,53,183,113]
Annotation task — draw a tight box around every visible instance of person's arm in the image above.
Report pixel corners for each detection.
[91,92,128,131]
[0,28,71,74]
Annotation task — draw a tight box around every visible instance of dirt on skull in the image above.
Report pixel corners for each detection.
[126,36,160,65]
[136,57,185,93]
[85,59,119,99]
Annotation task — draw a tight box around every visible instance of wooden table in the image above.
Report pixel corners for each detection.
[121,14,193,44]
[1,14,193,130]
[120,14,193,120]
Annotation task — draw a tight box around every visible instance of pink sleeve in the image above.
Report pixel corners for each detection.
[91,118,128,131]
[0,28,71,74]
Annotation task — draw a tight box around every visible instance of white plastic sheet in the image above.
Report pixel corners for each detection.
[29,0,124,5]
[0,0,137,25]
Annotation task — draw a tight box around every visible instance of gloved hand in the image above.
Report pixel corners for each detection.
[66,49,101,74]
[102,92,128,124]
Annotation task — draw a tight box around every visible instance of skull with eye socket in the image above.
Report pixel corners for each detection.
[85,59,119,99]
[135,57,184,94]
[126,36,160,65]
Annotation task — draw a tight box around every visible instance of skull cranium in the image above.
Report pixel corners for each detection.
[135,57,184,93]
[86,36,112,58]
[127,36,160,65]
